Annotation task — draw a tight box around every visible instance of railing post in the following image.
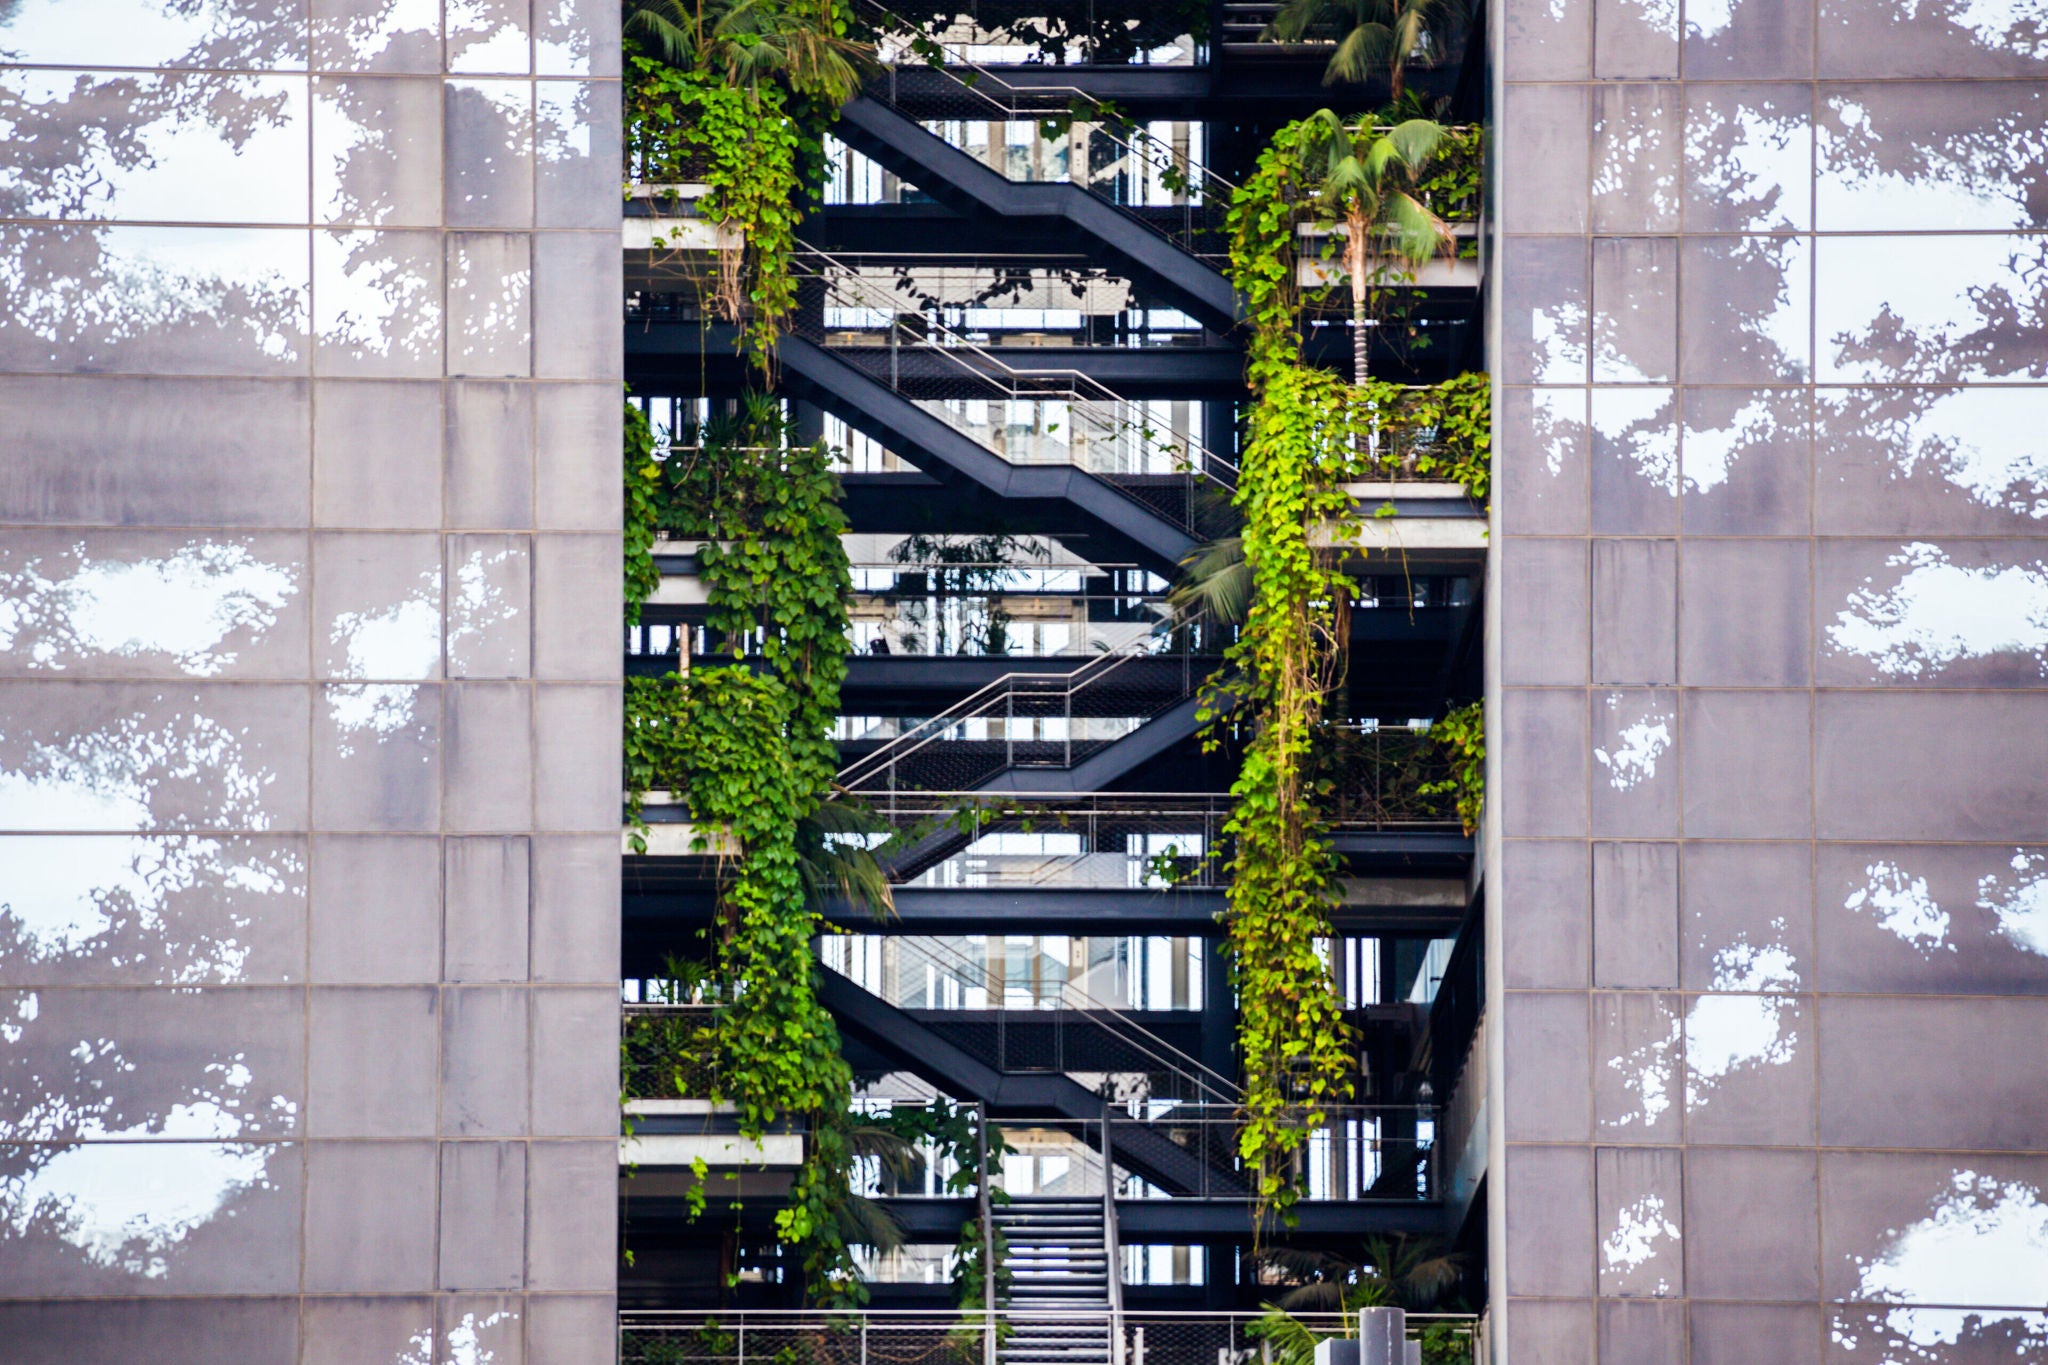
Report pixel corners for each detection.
[979,1103,996,1365]
[1101,1100,1125,1365]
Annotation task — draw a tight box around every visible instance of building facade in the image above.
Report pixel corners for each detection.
[1492,0,2048,1356]
[0,3,623,1359]
[0,0,2043,1361]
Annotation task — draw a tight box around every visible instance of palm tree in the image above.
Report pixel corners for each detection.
[625,0,877,106]
[1268,0,1451,100]
[1252,1239,1465,1365]
[1297,109,1454,387]
[798,794,897,921]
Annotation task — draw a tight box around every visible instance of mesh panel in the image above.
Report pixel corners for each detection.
[837,613,1217,794]
[622,1006,721,1101]
[618,1312,1483,1365]
[787,247,1237,535]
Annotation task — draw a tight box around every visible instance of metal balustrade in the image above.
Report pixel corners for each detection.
[618,1310,1484,1365]
[856,0,1238,266]
[786,246,1237,522]
[834,602,1217,794]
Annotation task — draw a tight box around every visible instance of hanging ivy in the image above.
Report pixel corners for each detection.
[626,1,870,369]
[1354,371,1492,500]
[1218,115,1492,1227]
[624,397,664,626]
[658,399,853,781]
[1418,701,1484,836]
[1210,365,1362,1231]
[623,668,863,1301]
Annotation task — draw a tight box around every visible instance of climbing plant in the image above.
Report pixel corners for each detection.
[1208,360,1364,1232]
[621,405,858,1301]
[1418,701,1483,835]
[626,0,871,367]
[624,397,664,626]
[1354,371,1491,498]
[656,398,853,780]
[1216,112,1492,1229]
[873,1099,1016,1314]
[623,668,864,1299]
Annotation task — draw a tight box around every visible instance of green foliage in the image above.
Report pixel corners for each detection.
[659,398,853,781]
[624,398,664,626]
[1353,371,1491,499]
[1418,1323,1475,1365]
[873,1101,1015,1313]
[1220,117,1366,1232]
[1251,1240,1468,1365]
[1219,114,1491,1229]
[1295,109,1454,386]
[1411,124,1484,225]
[628,0,875,108]
[1212,359,1363,1233]
[1418,701,1484,835]
[623,668,864,1300]
[1269,0,1456,96]
[625,1,871,368]
[619,402,858,1303]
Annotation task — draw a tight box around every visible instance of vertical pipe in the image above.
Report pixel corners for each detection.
[979,1103,996,1365]
[1101,1100,1125,1365]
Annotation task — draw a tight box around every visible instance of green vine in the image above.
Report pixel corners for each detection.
[874,1100,1017,1317]
[659,398,853,780]
[1418,702,1484,835]
[1353,371,1492,501]
[620,404,857,1302]
[626,1,869,369]
[1412,125,1484,227]
[1210,360,1362,1233]
[623,669,863,1302]
[1215,114,1491,1230]
[624,397,663,626]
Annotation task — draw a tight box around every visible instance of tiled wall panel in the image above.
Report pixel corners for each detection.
[0,3,622,1358]
[1492,0,2048,1356]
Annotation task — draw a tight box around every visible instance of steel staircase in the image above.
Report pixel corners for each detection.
[996,1198,1118,1365]
[779,334,1201,576]
[834,94,1237,333]
[835,7,1239,332]
[817,966,1248,1198]
[839,609,1222,807]
[780,245,1234,574]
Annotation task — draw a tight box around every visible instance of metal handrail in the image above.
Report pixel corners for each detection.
[793,243,1238,489]
[858,0,1239,207]
[848,921,1242,1104]
[833,605,1210,791]
[1102,1099,1126,1361]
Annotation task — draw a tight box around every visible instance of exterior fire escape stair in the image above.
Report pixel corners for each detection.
[994,1198,1116,1365]
[870,692,1213,882]
[832,95,1239,334]
[776,334,1201,577]
[817,966,1245,1197]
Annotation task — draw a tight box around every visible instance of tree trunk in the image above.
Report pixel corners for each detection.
[1348,209,1370,387]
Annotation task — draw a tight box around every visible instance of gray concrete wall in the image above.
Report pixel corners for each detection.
[1490,0,2048,1357]
[0,4,623,1359]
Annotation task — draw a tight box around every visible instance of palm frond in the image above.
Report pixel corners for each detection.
[798,795,897,920]
[1385,191,1452,264]
[1384,117,1447,169]
[835,1192,907,1254]
[1171,535,1252,625]
[846,1123,921,1181]
[1325,22,1396,84]
[1274,1279,1347,1311]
